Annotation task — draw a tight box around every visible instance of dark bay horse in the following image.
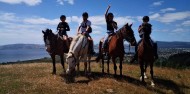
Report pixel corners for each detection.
[42,29,72,74]
[96,23,136,76]
[138,35,155,86]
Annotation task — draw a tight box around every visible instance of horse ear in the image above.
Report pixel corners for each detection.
[42,30,45,34]
[130,23,133,27]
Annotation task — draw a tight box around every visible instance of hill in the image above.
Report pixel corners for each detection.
[157,41,190,48]
[0,44,45,50]
[0,60,189,94]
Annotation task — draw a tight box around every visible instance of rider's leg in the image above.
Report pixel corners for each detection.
[102,33,109,49]
[150,39,158,60]
[88,35,95,55]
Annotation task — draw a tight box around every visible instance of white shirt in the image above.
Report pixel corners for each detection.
[79,20,91,33]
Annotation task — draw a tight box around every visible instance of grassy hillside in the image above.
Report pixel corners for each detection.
[0,60,190,94]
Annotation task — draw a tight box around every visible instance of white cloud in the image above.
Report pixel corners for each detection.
[57,0,74,5]
[23,17,60,25]
[115,16,135,26]
[0,0,42,6]
[182,20,190,26]
[89,15,105,25]
[172,28,186,33]
[150,13,160,19]
[150,11,190,23]
[160,8,176,13]
[152,1,164,6]
[154,29,169,32]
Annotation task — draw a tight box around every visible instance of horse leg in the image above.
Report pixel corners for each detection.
[60,55,66,73]
[139,60,145,83]
[77,58,80,76]
[119,57,123,77]
[144,62,148,79]
[84,61,87,75]
[107,55,110,74]
[150,62,155,86]
[102,56,104,74]
[51,55,56,75]
[88,56,91,74]
[112,57,117,76]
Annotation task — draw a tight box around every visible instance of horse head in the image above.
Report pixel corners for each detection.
[66,52,76,75]
[122,23,137,46]
[42,28,53,52]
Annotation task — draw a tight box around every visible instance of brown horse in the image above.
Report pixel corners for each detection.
[96,23,136,76]
[42,29,72,74]
[138,35,155,86]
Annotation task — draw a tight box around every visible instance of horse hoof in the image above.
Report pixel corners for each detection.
[51,72,56,75]
[144,73,148,79]
[144,75,148,79]
[151,81,155,87]
[140,76,142,81]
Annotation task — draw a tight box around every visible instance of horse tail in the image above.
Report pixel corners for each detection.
[96,40,103,62]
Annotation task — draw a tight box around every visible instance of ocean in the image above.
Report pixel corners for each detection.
[0,49,49,63]
[0,47,135,63]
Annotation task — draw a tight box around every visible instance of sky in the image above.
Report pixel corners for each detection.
[0,0,190,45]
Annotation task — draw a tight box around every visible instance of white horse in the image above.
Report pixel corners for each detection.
[66,34,91,77]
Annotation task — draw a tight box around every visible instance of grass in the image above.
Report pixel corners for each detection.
[0,57,190,94]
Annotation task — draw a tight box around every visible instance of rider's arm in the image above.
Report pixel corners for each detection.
[138,25,143,33]
[65,23,70,31]
[86,21,91,32]
[57,22,60,30]
[113,22,118,30]
[105,5,111,20]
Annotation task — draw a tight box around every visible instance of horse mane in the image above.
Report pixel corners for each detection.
[115,25,126,38]
[68,34,88,56]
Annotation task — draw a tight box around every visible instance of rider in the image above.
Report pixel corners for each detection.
[103,5,118,49]
[57,15,70,50]
[130,16,158,63]
[77,12,95,55]
[57,15,70,38]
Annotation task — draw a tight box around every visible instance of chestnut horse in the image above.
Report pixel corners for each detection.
[96,23,136,76]
[42,29,72,74]
[138,35,155,86]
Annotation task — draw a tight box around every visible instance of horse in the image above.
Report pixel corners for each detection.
[138,34,155,86]
[42,29,72,74]
[96,23,137,76]
[65,34,91,79]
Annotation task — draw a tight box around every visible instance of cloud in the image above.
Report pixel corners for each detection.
[0,0,42,6]
[152,1,164,6]
[150,13,160,19]
[57,0,74,5]
[150,11,190,23]
[160,8,176,13]
[182,20,190,26]
[23,17,60,25]
[172,28,186,33]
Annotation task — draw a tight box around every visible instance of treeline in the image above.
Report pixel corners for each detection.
[154,52,190,69]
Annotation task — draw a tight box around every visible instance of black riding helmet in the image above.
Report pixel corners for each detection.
[60,15,66,20]
[142,16,149,22]
[82,12,88,17]
[108,12,114,17]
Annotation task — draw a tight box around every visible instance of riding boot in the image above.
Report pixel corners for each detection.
[103,40,108,49]
[65,40,70,53]
[89,40,95,55]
